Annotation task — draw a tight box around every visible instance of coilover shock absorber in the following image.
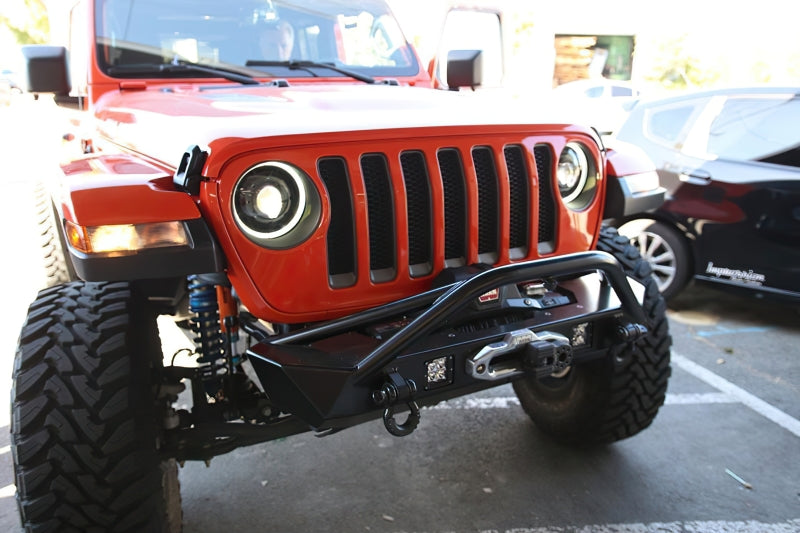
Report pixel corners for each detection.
[188,274,227,365]
[188,273,244,402]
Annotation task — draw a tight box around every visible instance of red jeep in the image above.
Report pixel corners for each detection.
[15,1,669,531]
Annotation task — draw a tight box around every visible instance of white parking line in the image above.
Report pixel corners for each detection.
[672,353,800,438]
[425,392,736,411]
[470,518,800,533]
[663,392,738,405]
[426,397,521,410]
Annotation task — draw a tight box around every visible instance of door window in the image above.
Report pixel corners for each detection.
[704,93,800,167]
[643,98,708,148]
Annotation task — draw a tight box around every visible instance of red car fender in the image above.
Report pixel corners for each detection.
[58,153,201,226]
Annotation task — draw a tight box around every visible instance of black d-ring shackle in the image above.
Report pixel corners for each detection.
[372,370,420,437]
[383,401,420,437]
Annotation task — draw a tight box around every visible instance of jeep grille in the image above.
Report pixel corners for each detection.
[318,143,558,289]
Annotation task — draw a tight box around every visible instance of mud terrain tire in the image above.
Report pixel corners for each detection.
[512,226,672,445]
[35,182,77,287]
[12,281,182,532]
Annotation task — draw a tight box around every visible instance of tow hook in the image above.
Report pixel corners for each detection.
[372,370,420,437]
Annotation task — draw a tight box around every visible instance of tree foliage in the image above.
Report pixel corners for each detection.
[642,33,720,90]
[0,0,49,45]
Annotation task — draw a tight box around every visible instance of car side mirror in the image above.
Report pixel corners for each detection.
[21,45,71,95]
[446,49,482,90]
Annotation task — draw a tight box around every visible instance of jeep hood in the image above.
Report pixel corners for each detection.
[93,84,567,168]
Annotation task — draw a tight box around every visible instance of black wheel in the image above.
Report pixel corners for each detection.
[512,226,672,445]
[12,281,182,532]
[616,218,690,300]
[34,182,78,287]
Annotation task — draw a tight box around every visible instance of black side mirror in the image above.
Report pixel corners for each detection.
[446,49,482,90]
[21,45,71,95]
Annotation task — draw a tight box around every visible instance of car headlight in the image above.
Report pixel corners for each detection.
[65,220,190,255]
[232,161,321,248]
[556,142,598,210]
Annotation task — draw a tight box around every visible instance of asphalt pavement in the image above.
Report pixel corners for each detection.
[1,96,798,533]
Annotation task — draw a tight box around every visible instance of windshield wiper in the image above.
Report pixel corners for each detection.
[245,60,377,84]
[108,60,262,85]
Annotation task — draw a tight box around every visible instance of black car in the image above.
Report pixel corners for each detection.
[612,86,800,301]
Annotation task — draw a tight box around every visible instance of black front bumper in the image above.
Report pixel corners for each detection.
[246,251,646,431]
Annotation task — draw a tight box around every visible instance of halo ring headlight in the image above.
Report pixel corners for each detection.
[556,142,598,210]
[232,161,320,248]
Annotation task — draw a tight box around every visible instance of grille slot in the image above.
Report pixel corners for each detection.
[318,157,357,288]
[534,144,557,253]
[472,147,500,263]
[505,145,530,258]
[400,151,433,277]
[361,154,396,282]
[437,148,468,266]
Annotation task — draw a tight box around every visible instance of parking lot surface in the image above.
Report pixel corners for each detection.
[1,100,798,532]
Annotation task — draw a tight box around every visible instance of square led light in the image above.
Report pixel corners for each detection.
[427,357,447,382]
[425,355,453,390]
[572,322,590,347]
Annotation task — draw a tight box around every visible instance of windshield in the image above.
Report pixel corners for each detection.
[95,0,419,80]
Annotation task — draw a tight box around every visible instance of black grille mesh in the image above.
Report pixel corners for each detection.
[472,147,499,258]
[437,148,468,263]
[360,154,396,278]
[318,157,356,286]
[505,145,530,251]
[400,151,433,274]
[534,145,557,246]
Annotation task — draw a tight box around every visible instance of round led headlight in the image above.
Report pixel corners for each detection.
[557,142,598,210]
[232,161,320,248]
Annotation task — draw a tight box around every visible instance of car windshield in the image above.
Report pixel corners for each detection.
[95,0,419,80]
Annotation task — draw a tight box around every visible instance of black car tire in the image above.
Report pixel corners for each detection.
[617,218,691,300]
[35,182,78,287]
[12,281,182,533]
[512,226,672,445]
